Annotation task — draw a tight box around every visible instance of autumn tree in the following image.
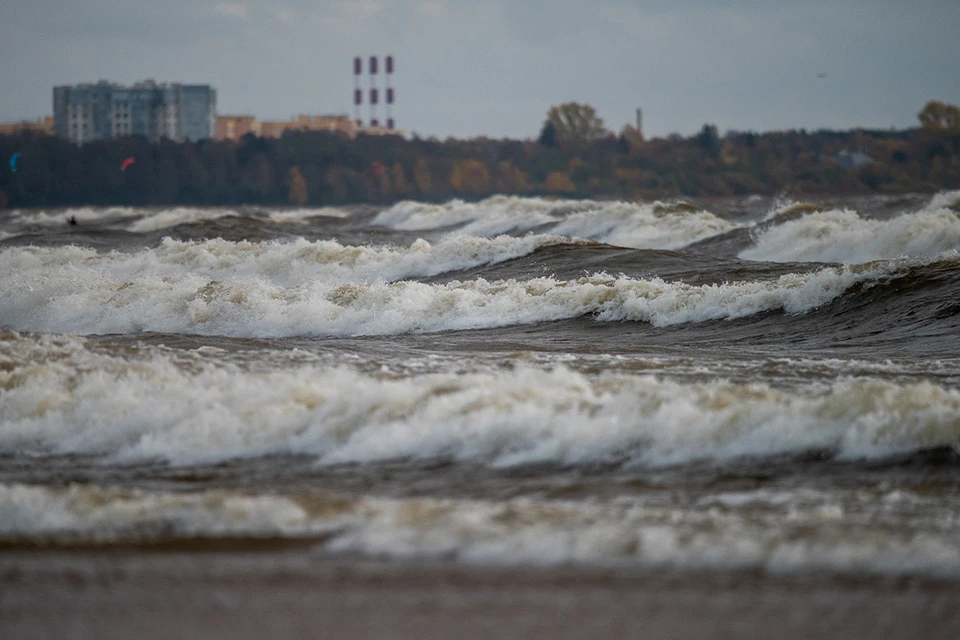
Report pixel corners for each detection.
[495,160,530,193]
[414,158,434,198]
[450,159,490,195]
[287,166,308,205]
[544,171,575,193]
[542,102,607,147]
[918,101,960,132]
[390,162,410,197]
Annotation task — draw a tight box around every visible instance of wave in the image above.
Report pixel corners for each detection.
[742,192,960,263]
[6,206,140,227]
[373,195,562,235]
[0,233,572,288]
[375,196,742,250]
[1,206,352,234]
[126,206,351,232]
[0,244,921,336]
[550,200,742,250]
[3,333,959,467]
[3,482,959,576]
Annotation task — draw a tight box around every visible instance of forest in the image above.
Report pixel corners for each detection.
[1,101,959,209]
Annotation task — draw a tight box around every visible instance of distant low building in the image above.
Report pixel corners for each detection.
[835,149,873,168]
[53,80,216,143]
[216,113,404,141]
[0,117,54,136]
[262,114,357,138]
[216,115,259,141]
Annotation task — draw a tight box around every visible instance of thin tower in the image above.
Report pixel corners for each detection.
[385,55,395,130]
[353,56,396,129]
[368,56,379,127]
[353,57,362,127]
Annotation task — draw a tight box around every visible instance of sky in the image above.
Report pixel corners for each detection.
[1,0,958,139]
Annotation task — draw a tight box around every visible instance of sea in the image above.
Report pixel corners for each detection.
[2,191,960,577]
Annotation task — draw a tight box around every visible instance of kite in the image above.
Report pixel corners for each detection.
[121,157,136,171]
[10,152,21,172]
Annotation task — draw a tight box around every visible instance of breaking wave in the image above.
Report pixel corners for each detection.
[741,190,960,263]
[4,227,945,337]
[375,196,742,249]
[3,333,959,467]
[3,482,960,576]
[742,207,960,263]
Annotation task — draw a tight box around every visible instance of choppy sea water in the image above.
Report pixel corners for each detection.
[2,192,960,576]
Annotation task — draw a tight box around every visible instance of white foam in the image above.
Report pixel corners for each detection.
[0,241,916,337]
[374,195,562,235]
[550,201,742,249]
[266,207,351,223]
[125,207,245,232]
[0,232,567,288]
[3,482,959,576]
[0,483,336,544]
[375,196,742,250]
[10,206,139,227]
[3,333,959,467]
[743,200,960,263]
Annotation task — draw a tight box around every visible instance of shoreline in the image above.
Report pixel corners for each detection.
[3,550,960,639]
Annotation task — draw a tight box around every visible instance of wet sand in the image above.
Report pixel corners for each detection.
[2,550,960,640]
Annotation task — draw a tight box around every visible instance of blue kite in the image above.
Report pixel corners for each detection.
[10,152,21,172]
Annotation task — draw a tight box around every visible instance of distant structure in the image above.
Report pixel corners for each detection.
[635,108,643,139]
[835,149,873,168]
[215,114,402,141]
[53,80,216,143]
[353,55,396,130]
[0,117,54,136]
[215,115,259,141]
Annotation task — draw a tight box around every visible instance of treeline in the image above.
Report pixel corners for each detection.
[1,119,959,209]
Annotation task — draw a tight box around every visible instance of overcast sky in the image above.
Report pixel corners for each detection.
[1,0,958,139]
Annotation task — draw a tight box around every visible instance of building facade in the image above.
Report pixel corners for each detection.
[53,80,216,143]
[215,115,260,141]
[0,117,54,136]
[215,113,404,142]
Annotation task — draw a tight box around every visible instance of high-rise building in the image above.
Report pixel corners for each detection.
[53,80,216,143]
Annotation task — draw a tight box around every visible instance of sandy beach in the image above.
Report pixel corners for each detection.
[3,549,960,640]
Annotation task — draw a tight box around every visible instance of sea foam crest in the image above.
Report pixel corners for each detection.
[549,201,742,249]
[0,233,569,289]
[373,195,563,235]
[3,333,959,467]
[126,206,352,232]
[375,196,742,249]
[0,249,914,336]
[8,206,139,227]
[4,482,960,575]
[743,194,960,263]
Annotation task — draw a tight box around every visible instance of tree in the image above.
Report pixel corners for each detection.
[287,166,308,205]
[414,158,434,198]
[542,102,607,147]
[918,101,960,132]
[496,160,530,192]
[544,171,575,193]
[390,162,410,197]
[538,121,558,147]
[449,159,490,195]
[696,124,721,153]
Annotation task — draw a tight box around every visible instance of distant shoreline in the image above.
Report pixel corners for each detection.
[2,124,958,208]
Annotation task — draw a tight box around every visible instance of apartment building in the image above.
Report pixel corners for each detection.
[53,80,216,143]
